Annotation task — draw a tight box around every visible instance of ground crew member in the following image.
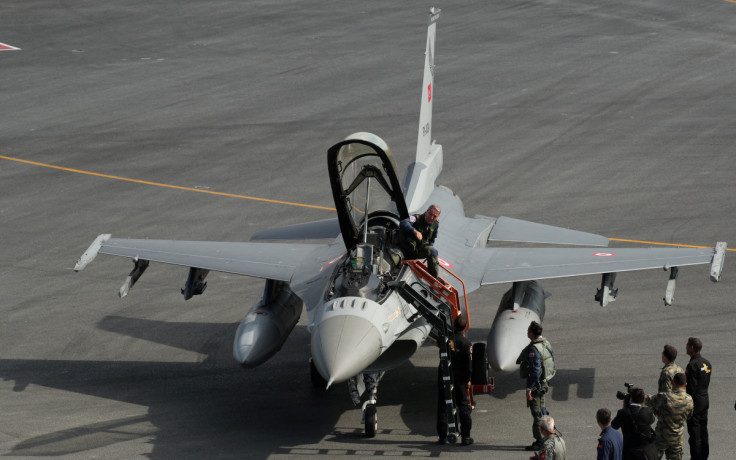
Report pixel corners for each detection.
[611,387,657,460]
[396,204,442,277]
[596,408,623,460]
[517,321,555,451]
[530,416,566,460]
[658,345,683,393]
[645,373,693,460]
[685,337,711,460]
[436,315,473,446]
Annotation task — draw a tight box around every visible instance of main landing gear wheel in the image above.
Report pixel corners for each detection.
[471,342,489,384]
[447,432,459,444]
[364,404,377,438]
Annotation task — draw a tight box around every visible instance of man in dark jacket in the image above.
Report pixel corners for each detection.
[685,337,711,460]
[612,387,657,460]
[396,204,441,277]
[437,315,473,446]
[596,408,623,460]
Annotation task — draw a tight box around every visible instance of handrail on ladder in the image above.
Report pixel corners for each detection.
[400,260,470,331]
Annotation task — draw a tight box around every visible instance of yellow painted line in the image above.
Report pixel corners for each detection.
[2,154,731,251]
[610,238,734,251]
[0,154,336,212]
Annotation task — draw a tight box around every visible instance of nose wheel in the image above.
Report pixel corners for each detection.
[363,403,378,438]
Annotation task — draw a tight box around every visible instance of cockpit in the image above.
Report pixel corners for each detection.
[325,133,411,302]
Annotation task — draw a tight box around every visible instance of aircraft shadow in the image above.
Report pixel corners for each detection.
[1,318,347,459]
[1,316,596,458]
[483,367,597,401]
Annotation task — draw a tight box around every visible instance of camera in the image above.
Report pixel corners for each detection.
[615,382,636,401]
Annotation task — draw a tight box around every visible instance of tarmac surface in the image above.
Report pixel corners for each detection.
[2,0,735,458]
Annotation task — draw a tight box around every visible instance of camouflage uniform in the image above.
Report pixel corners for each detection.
[645,388,693,460]
[658,362,683,393]
[535,432,567,460]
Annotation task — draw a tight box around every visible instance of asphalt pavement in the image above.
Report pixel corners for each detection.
[2,0,735,458]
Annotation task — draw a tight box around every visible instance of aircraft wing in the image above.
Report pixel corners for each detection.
[75,235,328,281]
[452,245,725,289]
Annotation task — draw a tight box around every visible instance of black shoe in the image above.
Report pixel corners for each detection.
[461,437,474,446]
[437,437,447,445]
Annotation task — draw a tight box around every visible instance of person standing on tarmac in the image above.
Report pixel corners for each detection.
[658,345,683,393]
[396,204,442,278]
[530,416,566,460]
[596,408,623,460]
[436,315,473,446]
[611,387,657,460]
[645,373,693,460]
[517,321,556,451]
[685,337,711,460]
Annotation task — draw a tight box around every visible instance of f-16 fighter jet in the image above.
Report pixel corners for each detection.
[75,7,726,440]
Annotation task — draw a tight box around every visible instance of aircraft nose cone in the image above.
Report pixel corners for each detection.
[310,315,382,385]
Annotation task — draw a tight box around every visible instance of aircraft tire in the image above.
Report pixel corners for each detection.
[364,404,377,438]
[471,342,490,385]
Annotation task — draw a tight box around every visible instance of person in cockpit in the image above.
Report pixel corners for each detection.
[395,204,442,278]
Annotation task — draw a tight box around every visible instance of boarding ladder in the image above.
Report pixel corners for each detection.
[391,260,469,444]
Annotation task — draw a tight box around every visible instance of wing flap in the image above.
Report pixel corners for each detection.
[478,246,716,285]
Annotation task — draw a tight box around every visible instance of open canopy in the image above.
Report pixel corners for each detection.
[327,132,409,249]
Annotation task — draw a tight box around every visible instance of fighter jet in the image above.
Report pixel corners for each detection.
[75,7,726,437]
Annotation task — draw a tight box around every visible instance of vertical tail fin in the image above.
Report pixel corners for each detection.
[403,8,444,213]
[416,8,440,164]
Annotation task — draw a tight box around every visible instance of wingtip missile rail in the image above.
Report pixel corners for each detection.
[710,241,727,282]
[74,234,111,272]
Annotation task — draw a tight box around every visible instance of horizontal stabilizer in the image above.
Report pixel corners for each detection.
[488,216,609,247]
[250,218,341,241]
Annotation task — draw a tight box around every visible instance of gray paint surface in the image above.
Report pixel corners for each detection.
[1,1,735,459]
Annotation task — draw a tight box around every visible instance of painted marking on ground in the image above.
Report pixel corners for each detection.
[1,154,732,250]
[0,154,335,211]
